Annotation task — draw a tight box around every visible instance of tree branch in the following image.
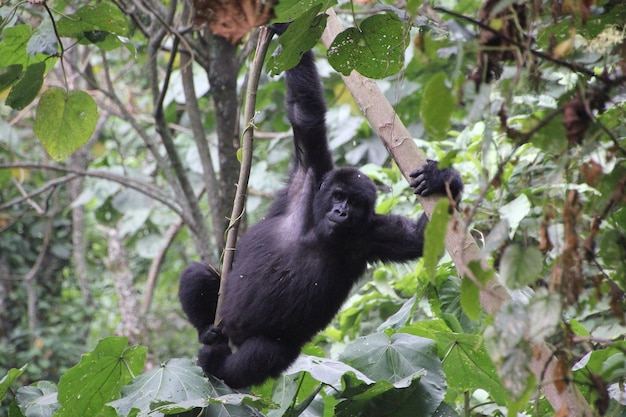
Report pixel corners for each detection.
[140,217,184,316]
[0,163,185,219]
[179,0,225,252]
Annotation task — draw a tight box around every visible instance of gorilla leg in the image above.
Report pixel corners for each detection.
[178,262,220,343]
[199,336,301,388]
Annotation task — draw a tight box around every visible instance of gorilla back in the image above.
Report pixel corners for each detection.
[179,32,463,389]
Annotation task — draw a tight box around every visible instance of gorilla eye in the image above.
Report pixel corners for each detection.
[332,190,346,200]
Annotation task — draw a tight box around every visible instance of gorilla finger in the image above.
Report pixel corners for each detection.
[413,182,429,195]
[411,173,426,184]
[409,168,424,178]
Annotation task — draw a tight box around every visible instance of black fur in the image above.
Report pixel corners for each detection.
[179,40,463,389]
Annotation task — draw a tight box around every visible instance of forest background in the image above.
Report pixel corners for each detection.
[1,0,625,416]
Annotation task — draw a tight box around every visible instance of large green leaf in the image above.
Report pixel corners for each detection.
[432,332,508,405]
[33,87,98,161]
[109,358,267,416]
[339,333,446,415]
[107,358,209,417]
[421,72,454,140]
[55,337,146,417]
[328,13,405,79]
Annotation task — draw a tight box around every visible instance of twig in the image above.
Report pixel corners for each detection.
[431,6,597,79]
[0,163,184,218]
[140,217,184,316]
[180,0,225,251]
[0,174,79,211]
[216,26,274,326]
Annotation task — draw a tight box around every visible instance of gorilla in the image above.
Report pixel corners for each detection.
[179,26,463,389]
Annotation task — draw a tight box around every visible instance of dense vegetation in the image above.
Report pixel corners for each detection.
[1,0,625,416]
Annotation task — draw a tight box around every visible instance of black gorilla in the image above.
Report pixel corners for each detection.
[179,33,463,389]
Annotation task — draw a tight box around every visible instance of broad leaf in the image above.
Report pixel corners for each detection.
[55,337,146,417]
[328,13,405,79]
[107,358,209,417]
[432,332,508,405]
[33,87,98,161]
[339,333,446,415]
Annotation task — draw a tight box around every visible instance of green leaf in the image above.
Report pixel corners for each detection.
[33,87,98,161]
[0,365,28,401]
[423,198,451,283]
[286,355,374,387]
[273,0,337,22]
[106,358,209,417]
[15,381,59,417]
[55,337,146,417]
[460,261,495,321]
[328,13,406,79]
[0,25,32,67]
[421,72,454,140]
[339,333,446,415]
[432,332,508,405]
[56,3,129,38]
[499,244,543,289]
[0,65,23,93]
[267,5,327,75]
[6,62,45,110]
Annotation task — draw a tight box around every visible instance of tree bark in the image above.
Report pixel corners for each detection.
[206,33,241,250]
[102,226,142,345]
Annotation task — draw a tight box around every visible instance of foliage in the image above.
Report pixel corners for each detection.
[1,0,625,416]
